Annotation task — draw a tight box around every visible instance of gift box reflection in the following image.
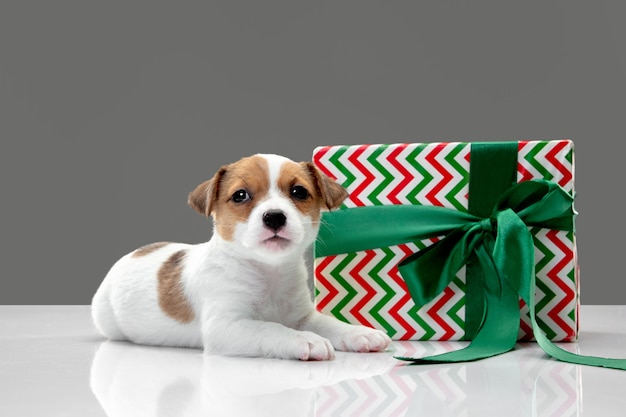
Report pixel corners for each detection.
[317,342,582,417]
[90,341,581,417]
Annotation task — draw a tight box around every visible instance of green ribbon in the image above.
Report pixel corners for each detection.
[316,155,626,370]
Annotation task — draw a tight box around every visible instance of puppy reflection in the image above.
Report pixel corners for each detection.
[90,342,203,417]
[90,341,396,417]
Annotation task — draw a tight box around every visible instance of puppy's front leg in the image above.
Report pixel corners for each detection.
[202,317,335,361]
[300,311,392,353]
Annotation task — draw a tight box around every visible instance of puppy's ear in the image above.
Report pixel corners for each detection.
[187,166,227,217]
[303,162,349,210]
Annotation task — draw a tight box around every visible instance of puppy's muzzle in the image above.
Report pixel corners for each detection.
[263,210,287,232]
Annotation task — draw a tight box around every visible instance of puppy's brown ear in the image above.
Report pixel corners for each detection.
[187,166,227,217]
[303,162,349,210]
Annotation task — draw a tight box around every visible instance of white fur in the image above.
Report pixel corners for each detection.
[92,154,391,360]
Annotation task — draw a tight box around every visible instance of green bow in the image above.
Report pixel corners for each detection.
[317,180,626,370]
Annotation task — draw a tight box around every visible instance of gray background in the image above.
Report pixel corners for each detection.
[1,1,625,305]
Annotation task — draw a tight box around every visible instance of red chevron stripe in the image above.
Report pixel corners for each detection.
[545,140,572,187]
[387,144,413,204]
[389,267,416,340]
[349,250,377,328]
[347,145,375,206]
[545,230,576,340]
[389,244,418,339]
[312,146,337,180]
[517,140,534,182]
[518,163,534,182]
[464,151,471,201]
[427,287,456,340]
[425,144,453,206]
[315,256,339,311]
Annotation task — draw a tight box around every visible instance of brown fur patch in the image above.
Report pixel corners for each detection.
[278,162,323,221]
[157,250,195,323]
[212,155,270,241]
[187,166,227,217]
[132,242,172,258]
[301,162,349,211]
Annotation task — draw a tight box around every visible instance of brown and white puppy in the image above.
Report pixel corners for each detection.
[91,154,391,360]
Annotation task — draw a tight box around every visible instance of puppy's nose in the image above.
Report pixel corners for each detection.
[263,210,287,231]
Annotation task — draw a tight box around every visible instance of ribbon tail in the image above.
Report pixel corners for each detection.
[523,271,626,370]
[396,244,520,364]
[532,322,626,371]
[495,209,626,370]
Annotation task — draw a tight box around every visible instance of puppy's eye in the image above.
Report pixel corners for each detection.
[290,185,309,201]
[231,189,251,203]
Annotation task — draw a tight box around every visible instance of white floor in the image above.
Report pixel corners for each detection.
[1,306,625,416]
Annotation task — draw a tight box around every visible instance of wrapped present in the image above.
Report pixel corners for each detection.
[313,140,579,343]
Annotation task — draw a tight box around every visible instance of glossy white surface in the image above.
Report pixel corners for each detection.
[1,306,625,416]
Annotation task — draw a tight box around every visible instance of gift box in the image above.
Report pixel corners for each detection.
[313,140,579,342]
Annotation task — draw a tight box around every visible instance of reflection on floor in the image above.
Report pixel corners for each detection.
[1,306,625,416]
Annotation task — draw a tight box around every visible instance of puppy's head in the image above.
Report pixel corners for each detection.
[188,154,347,261]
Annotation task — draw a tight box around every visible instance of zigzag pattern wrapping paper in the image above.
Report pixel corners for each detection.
[313,140,579,341]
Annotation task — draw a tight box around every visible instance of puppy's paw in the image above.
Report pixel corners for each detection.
[338,327,392,353]
[286,331,335,361]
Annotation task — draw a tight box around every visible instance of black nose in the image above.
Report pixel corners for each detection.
[263,210,287,231]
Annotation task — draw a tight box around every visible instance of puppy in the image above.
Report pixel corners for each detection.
[91,154,391,360]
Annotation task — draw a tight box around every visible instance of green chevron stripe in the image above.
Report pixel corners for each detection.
[453,274,466,293]
[568,286,576,323]
[568,288,576,323]
[408,303,437,340]
[532,228,558,340]
[532,228,556,315]
[523,141,554,181]
[534,278,558,340]
[448,276,466,331]
[413,239,433,252]
[532,227,554,277]
[328,147,357,192]
[405,145,433,205]
[443,144,470,212]
[367,145,393,205]
[328,253,358,323]
[368,247,399,338]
